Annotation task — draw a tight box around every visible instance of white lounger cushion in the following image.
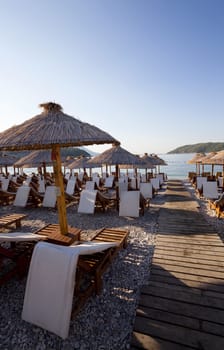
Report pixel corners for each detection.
[0,232,46,242]
[42,186,57,208]
[13,185,31,207]
[119,190,140,217]
[77,189,97,214]
[22,241,118,339]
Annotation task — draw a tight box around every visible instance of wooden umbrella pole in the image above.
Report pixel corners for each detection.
[52,145,68,235]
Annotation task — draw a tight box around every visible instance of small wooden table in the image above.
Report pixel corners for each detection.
[34,224,81,246]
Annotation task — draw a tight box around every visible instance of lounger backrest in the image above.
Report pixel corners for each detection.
[218,176,223,188]
[38,179,46,193]
[203,181,219,199]
[13,185,31,207]
[1,178,10,191]
[85,181,95,191]
[140,182,153,200]
[42,186,57,208]
[150,177,160,190]
[104,175,114,188]
[118,182,128,197]
[77,189,97,214]
[196,176,207,190]
[65,179,76,195]
[156,174,164,185]
[119,190,140,217]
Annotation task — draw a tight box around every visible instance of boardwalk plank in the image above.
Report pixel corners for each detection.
[133,316,224,350]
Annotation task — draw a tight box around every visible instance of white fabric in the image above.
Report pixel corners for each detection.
[42,186,57,208]
[140,182,153,200]
[13,185,31,207]
[77,189,97,214]
[38,179,45,193]
[150,177,160,190]
[196,176,207,190]
[85,181,95,191]
[65,179,76,195]
[22,241,118,339]
[119,190,140,217]
[1,178,10,191]
[203,181,219,199]
[104,175,114,188]
[0,232,46,242]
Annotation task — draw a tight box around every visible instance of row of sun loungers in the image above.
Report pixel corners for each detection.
[190,174,224,218]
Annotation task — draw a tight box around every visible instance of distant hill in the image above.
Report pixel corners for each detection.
[168,142,224,154]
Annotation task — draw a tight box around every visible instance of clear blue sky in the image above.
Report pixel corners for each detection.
[0,0,223,155]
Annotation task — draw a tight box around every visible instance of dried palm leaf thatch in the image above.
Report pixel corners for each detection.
[87,144,146,167]
[141,153,167,168]
[67,155,100,169]
[187,153,206,164]
[0,152,17,166]
[0,102,119,152]
[208,150,224,165]
[14,149,67,168]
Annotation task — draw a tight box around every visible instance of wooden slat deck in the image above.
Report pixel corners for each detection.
[131,180,224,350]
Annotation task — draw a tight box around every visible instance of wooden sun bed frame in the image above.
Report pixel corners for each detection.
[0,213,27,229]
[72,227,129,317]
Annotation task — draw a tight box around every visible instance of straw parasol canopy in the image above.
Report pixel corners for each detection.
[87,144,146,177]
[208,150,224,165]
[187,153,206,164]
[14,149,65,168]
[0,152,17,174]
[0,102,119,234]
[187,152,206,175]
[140,153,159,168]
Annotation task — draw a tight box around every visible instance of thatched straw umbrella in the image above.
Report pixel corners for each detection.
[0,152,17,175]
[67,155,102,178]
[200,152,218,176]
[14,149,66,177]
[87,144,146,179]
[187,152,206,175]
[0,102,119,235]
[208,150,224,175]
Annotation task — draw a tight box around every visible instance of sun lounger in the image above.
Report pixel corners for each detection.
[104,175,114,188]
[13,185,31,207]
[77,189,97,214]
[150,177,160,192]
[140,182,153,206]
[202,181,219,200]
[96,190,117,212]
[0,189,16,205]
[0,213,27,229]
[0,232,46,286]
[119,190,140,217]
[42,185,57,208]
[22,240,119,339]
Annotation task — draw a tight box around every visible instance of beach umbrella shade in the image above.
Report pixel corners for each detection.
[187,152,206,175]
[67,155,102,177]
[200,152,218,175]
[147,154,167,173]
[14,149,68,178]
[208,150,224,175]
[87,144,146,178]
[0,102,119,235]
[0,152,17,174]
